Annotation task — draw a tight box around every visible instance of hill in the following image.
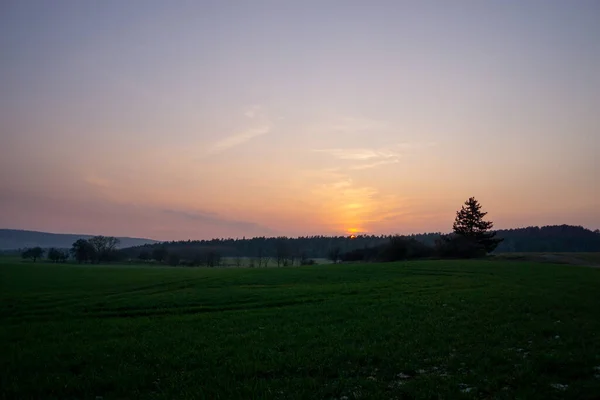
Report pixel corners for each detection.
[0,229,157,250]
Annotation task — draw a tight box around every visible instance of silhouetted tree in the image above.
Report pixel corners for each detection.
[276,238,289,267]
[377,236,434,261]
[88,236,120,262]
[328,246,341,263]
[287,247,297,266]
[47,248,69,263]
[233,252,242,267]
[167,253,180,266]
[256,247,267,267]
[434,234,486,259]
[152,247,168,263]
[22,247,44,262]
[138,251,150,261]
[300,251,309,265]
[453,197,502,253]
[47,248,61,263]
[203,250,221,267]
[70,239,96,263]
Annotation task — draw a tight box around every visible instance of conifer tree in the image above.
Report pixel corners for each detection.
[453,197,503,253]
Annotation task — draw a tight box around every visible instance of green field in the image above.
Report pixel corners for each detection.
[2,259,600,399]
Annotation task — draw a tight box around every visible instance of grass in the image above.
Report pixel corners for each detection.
[1,258,600,399]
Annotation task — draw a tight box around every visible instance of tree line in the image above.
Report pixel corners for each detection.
[19,197,600,265]
[115,198,502,265]
[21,235,121,263]
[338,197,502,262]
[123,201,599,266]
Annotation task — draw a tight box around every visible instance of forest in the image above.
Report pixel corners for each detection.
[118,224,600,265]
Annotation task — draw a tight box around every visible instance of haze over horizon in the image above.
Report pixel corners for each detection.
[2,1,599,241]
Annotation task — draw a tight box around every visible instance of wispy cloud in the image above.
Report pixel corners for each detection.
[350,159,400,170]
[206,105,272,154]
[313,142,437,169]
[313,148,398,161]
[83,175,113,189]
[162,208,275,234]
[207,125,271,154]
[330,179,353,189]
[243,105,262,119]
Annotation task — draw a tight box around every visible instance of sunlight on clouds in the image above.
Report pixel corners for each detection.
[308,172,410,234]
[313,148,398,161]
[350,159,400,170]
[313,142,436,171]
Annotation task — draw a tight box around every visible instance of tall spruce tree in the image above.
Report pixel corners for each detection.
[453,197,503,253]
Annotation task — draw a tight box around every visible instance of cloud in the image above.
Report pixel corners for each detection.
[350,159,400,170]
[207,125,271,154]
[313,148,398,161]
[162,208,275,234]
[395,141,438,150]
[313,142,437,170]
[206,106,272,154]
[162,209,219,220]
[243,105,262,119]
[83,175,113,189]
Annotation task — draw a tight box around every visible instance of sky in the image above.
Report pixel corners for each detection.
[1,0,599,240]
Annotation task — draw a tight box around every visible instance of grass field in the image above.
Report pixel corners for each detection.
[2,259,600,399]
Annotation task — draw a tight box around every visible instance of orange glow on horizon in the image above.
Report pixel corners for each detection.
[346,227,366,236]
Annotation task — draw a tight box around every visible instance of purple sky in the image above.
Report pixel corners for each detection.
[1,1,599,240]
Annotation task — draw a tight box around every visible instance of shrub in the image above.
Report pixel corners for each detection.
[377,237,434,262]
[434,234,486,259]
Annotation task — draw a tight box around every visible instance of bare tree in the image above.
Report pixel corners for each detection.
[300,251,309,265]
[276,238,289,267]
[203,251,221,267]
[234,252,242,267]
[256,247,266,267]
[328,246,341,264]
[88,236,121,262]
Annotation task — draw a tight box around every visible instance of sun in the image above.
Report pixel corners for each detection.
[346,227,362,238]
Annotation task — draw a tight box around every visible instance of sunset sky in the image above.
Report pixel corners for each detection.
[1,1,599,240]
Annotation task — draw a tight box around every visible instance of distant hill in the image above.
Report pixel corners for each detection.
[0,229,158,250]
